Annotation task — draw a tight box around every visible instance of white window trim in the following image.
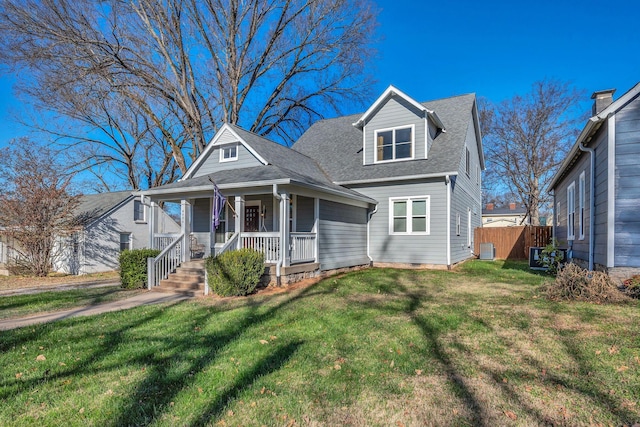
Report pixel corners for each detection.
[556,201,561,226]
[374,124,415,164]
[579,171,585,240]
[133,199,146,223]
[465,148,470,176]
[456,213,461,236]
[567,182,575,241]
[388,195,430,235]
[467,208,472,247]
[219,143,238,163]
[120,232,132,251]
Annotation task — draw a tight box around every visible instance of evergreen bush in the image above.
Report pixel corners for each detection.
[119,249,160,289]
[205,248,265,297]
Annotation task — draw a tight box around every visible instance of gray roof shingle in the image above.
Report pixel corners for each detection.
[74,191,133,225]
[292,93,476,183]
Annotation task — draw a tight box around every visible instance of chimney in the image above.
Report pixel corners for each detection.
[591,89,616,115]
[486,203,494,211]
[509,202,516,210]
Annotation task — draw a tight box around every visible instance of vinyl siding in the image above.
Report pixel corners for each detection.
[450,117,483,264]
[318,200,369,270]
[614,94,640,267]
[296,195,315,232]
[192,140,263,178]
[192,198,211,232]
[351,179,448,265]
[364,95,426,165]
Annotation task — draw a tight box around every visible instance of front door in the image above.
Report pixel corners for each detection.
[244,205,260,232]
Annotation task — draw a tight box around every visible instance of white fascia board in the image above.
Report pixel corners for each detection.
[428,110,446,132]
[352,85,434,129]
[141,179,291,198]
[181,124,268,180]
[471,99,486,170]
[288,180,376,206]
[335,171,459,186]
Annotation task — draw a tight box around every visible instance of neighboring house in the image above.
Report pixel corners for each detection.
[482,203,529,227]
[141,85,484,285]
[549,82,640,280]
[53,191,180,275]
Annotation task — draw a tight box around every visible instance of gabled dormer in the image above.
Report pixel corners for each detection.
[352,85,445,166]
[182,123,268,180]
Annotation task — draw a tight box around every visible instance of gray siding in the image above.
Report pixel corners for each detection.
[615,94,640,267]
[192,144,263,178]
[352,179,448,265]
[553,120,609,267]
[450,117,483,264]
[192,198,211,232]
[318,200,369,270]
[296,195,315,232]
[364,95,426,165]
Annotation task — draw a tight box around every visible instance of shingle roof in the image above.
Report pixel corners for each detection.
[292,93,477,183]
[482,206,527,216]
[74,191,133,225]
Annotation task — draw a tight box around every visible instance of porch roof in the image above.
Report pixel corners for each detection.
[140,165,377,204]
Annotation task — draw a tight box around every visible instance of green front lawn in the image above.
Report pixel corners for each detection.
[1,261,639,426]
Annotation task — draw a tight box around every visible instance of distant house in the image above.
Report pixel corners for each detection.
[141,85,485,289]
[549,82,640,281]
[482,203,529,227]
[53,191,179,275]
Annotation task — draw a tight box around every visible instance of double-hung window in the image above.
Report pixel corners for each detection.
[579,171,585,240]
[375,125,414,162]
[120,233,132,252]
[133,199,145,222]
[389,196,429,235]
[220,144,238,162]
[567,182,575,240]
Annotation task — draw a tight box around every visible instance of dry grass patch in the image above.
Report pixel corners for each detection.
[0,270,119,291]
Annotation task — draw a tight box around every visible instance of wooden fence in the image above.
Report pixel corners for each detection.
[474,226,552,260]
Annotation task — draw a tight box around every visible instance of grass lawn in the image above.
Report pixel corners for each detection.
[1,260,639,426]
[0,287,145,320]
[0,271,119,291]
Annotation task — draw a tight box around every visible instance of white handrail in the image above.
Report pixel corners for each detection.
[148,233,184,289]
[290,232,316,264]
[240,232,280,263]
[216,232,239,257]
[153,233,181,251]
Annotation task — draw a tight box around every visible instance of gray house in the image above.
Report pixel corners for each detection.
[53,191,179,275]
[549,82,640,281]
[141,85,484,288]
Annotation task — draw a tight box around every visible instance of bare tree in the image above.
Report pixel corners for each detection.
[479,80,584,225]
[0,140,80,276]
[0,0,377,187]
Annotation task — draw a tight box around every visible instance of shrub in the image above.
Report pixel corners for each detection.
[206,248,265,297]
[539,238,565,275]
[119,249,160,289]
[622,275,640,299]
[546,263,628,303]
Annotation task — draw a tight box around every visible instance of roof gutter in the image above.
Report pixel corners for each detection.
[366,204,379,263]
[336,171,459,186]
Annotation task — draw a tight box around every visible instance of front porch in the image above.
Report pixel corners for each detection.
[144,187,320,289]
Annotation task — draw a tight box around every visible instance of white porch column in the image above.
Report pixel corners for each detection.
[148,201,156,249]
[234,195,245,249]
[181,199,191,262]
[281,192,291,267]
[313,197,320,263]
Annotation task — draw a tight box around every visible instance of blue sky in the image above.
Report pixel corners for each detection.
[0,0,638,146]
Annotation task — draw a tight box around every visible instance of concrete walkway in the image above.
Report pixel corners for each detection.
[0,291,193,331]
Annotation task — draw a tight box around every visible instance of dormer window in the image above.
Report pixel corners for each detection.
[375,125,414,163]
[220,144,238,162]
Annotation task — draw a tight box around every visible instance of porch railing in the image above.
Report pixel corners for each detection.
[241,232,280,263]
[216,232,239,257]
[147,233,183,289]
[153,233,181,251]
[290,232,316,264]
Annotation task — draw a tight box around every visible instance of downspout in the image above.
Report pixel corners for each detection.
[272,184,283,284]
[366,204,379,264]
[445,175,451,268]
[578,143,596,270]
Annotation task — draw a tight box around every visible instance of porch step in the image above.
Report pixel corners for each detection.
[153,259,206,297]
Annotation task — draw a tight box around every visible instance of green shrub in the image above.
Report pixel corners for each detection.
[206,248,265,297]
[119,249,160,289]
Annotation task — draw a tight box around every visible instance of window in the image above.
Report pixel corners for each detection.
[579,171,585,240]
[134,199,145,222]
[120,233,132,252]
[375,125,414,162]
[567,182,575,240]
[556,201,561,226]
[456,213,461,236]
[465,147,470,176]
[389,196,430,235]
[220,144,238,162]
